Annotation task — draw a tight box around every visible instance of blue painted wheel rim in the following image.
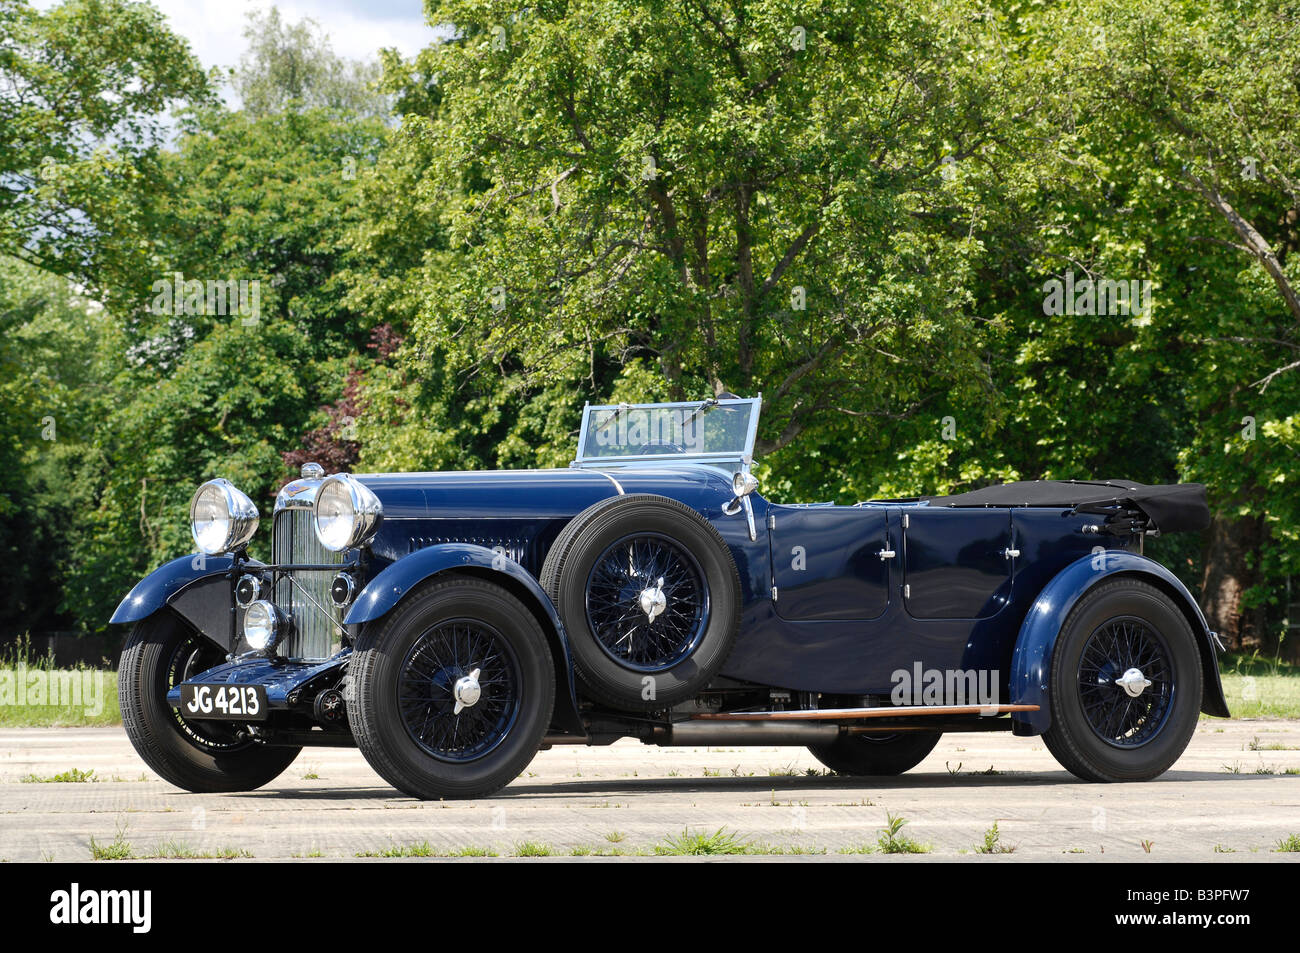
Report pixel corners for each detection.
[1077,615,1174,749]
[584,532,710,671]
[397,618,521,762]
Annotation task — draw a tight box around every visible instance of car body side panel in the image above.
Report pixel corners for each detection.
[903,508,1013,619]
[768,505,892,621]
[1010,550,1229,734]
[719,505,1109,698]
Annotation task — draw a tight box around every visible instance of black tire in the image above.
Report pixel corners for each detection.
[807,731,942,776]
[1042,578,1202,782]
[541,494,740,710]
[119,611,300,793]
[347,576,554,800]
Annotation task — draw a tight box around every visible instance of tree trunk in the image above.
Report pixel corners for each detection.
[1199,514,1263,650]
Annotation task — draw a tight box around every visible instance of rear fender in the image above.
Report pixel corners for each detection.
[345,543,583,736]
[1010,551,1229,735]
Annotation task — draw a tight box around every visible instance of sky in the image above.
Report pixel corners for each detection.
[37,0,439,73]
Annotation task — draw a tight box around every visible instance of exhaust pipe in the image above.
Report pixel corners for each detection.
[648,720,841,747]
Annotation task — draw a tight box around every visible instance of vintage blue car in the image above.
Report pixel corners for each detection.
[113,397,1228,798]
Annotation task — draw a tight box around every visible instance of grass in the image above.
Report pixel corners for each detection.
[837,813,933,855]
[146,840,252,860]
[654,827,753,855]
[1274,834,1300,853]
[357,842,438,857]
[88,820,133,861]
[1217,651,1300,719]
[876,812,931,854]
[0,636,119,727]
[974,822,1016,854]
[355,842,504,858]
[21,767,96,783]
[513,841,554,857]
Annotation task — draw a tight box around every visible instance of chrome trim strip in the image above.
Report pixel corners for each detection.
[596,471,626,495]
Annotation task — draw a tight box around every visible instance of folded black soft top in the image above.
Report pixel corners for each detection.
[925,479,1210,535]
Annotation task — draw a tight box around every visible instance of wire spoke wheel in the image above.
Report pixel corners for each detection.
[1076,615,1174,749]
[584,532,709,671]
[119,612,300,793]
[165,633,247,752]
[397,618,521,763]
[542,494,740,710]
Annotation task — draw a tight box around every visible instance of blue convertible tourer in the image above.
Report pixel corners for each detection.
[113,397,1227,798]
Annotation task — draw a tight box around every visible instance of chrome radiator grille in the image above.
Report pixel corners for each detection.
[272,508,344,659]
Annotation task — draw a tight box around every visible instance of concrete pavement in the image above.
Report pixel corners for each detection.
[1,720,1297,861]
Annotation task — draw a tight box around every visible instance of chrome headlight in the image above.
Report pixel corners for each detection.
[189,479,259,555]
[243,600,282,652]
[313,473,383,552]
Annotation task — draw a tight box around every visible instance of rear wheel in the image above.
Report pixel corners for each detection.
[1042,578,1201,782]
[347,576,554,799]
[807,731,942,776]
[119,611,300,793]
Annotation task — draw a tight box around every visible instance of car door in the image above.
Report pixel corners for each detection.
[902,508,1014,619]
[767,504,893,621]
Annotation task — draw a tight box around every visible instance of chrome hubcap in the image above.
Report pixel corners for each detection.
[1114,666,1152,699]
[452,667,482,714]
[639,577,667,623]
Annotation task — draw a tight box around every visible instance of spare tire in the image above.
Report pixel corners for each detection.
[541,494,740,710]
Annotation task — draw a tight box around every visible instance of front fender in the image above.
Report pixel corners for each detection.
[345,543,583,736]
[111,554,233,624]
[1010,551,1230,735]
[111,554,244,652]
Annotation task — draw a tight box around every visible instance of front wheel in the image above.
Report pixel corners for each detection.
[347,576,555,800]
[119,611,300,793]
[1042,578,1202,782]
[807,731,942,776]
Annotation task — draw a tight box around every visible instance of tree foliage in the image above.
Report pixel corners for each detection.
[2,0,1298,652]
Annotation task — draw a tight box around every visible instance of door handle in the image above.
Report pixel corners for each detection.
[877,548,896,560]
[1003,547,1021,559]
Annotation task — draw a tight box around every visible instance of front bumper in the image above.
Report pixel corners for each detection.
[166,650,350,714]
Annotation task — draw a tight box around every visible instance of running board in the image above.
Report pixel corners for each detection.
[691,704,1039,721]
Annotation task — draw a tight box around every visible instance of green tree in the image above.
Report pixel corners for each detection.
[996,0,1300,647]
[0,256,124,635]
[54,14,393,631]
[0,0,213,300]
[232,6,391,119]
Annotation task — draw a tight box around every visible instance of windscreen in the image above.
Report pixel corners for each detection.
[574,398,761,466]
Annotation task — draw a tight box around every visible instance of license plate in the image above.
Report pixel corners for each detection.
[178,683,268,721]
